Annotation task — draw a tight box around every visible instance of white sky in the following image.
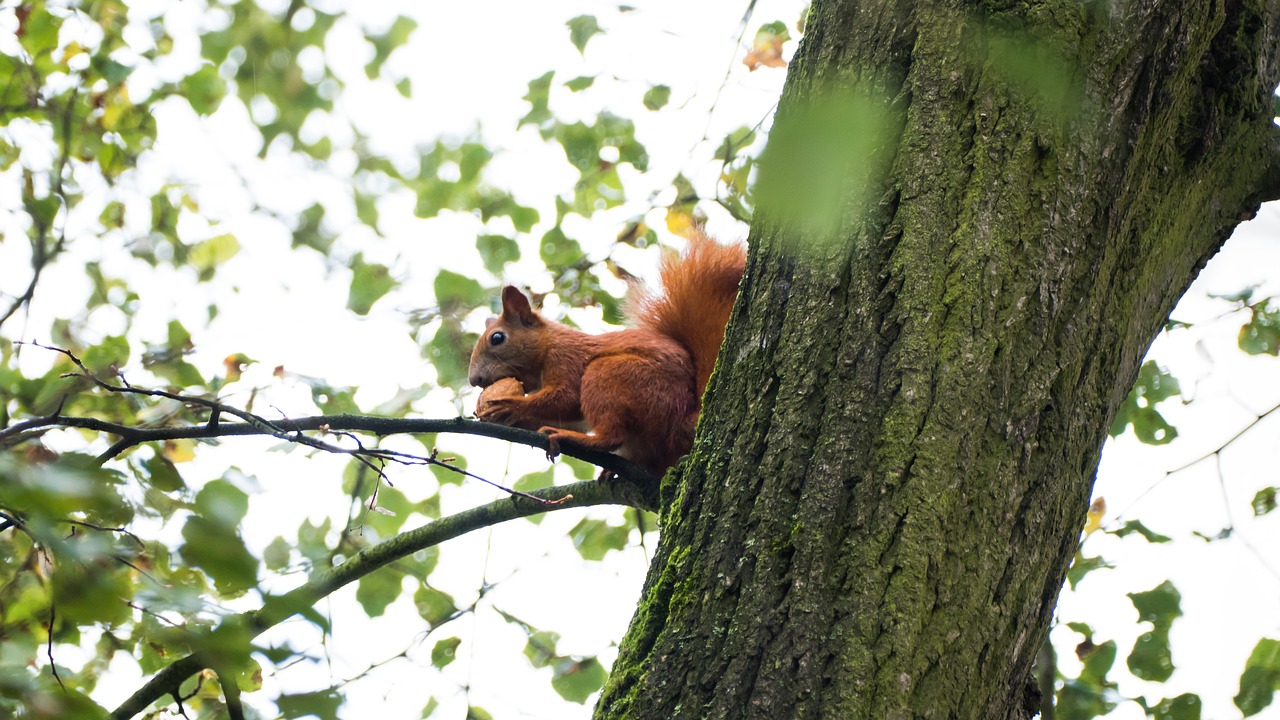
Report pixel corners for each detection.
[1,1,1278,718]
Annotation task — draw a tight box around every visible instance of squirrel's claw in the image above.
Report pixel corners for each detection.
[539,428,561,462]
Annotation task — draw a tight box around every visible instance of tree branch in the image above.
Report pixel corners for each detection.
[1,342,660,495]
[109,479,631,720]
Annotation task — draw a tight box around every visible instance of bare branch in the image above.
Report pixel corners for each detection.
[2,342,660,497]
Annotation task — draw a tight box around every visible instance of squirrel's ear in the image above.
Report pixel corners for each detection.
[500,286,539,326]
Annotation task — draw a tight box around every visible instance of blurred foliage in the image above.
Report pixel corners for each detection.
[0,2,1274,719]
[0,2,784,716]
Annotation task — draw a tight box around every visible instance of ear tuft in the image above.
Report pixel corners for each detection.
[501,286,540,327]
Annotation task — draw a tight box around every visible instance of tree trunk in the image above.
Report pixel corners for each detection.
[599,1,1280,718]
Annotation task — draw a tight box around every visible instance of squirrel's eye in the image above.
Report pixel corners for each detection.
[490,331,506,346]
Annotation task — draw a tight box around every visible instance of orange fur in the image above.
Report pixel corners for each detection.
[468,235,746,475]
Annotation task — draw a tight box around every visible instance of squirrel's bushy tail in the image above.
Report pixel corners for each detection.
[633,232,746,399]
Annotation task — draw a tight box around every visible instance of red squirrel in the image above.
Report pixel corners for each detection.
[468,234,746,475]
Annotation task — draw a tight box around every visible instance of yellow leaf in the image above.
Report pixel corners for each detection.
[665,207,696,238]
[163,439,196,464]
[1083,497,1105,535]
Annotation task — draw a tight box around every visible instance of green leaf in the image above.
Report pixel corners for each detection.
[143,454,186,492]
[426,321,476,389]
[83,334,131,375]
[347,254,397,315]
[642,84,671,111]
[540,226,585,267]
[1239,303,1280,355]
[1129,580,1183,626]
[179,515,258,595]
[1065,552,1113,590]
[1252,487,1278,516]
[514,467,556,493]
[1110,520,1172,543]
[519,71,555,130]
[433,269,487,312]
[1110,360,1181,444]
[476,234,521,275]
[563,456,598,480]
[716,125,758,162]
[278,689,344,719]
[356,568,405,617]
[189,233,240,281]
[421,697,440,718]
[569,517,630,561]
[1057,679,1116,719]
[1081,639,1117,684]
[566,15,602,55]
[1235,638,1280,716]
[181,63,226,115]
[524,629,560,668]
[551,657,607,703]
[1128,626,1175,682]
[566,75,596,92]
[431,636,462,668]
[263,536,292,571]
[195,479,250,526]
[413,585,457,628]
[1143,693,1202,720]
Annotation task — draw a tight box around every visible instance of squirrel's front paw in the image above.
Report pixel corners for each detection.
[475,378,525,424]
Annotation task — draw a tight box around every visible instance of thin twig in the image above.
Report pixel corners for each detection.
[109,479,631,720]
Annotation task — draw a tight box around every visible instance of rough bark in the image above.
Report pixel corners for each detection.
[598,1,1280,718]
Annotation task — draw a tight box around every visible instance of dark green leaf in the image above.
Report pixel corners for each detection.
[1129,580,1182,626]
[1110,520,1172,543]
[1143,693,1202,720]
[1057,679,1115,719]
[1066,552,1113,590]
[1235,638,1280,716]
[1081,639,1117,685]
[1128,626,1174,682]
[566,75,596,92]
[1252,487,1278,516]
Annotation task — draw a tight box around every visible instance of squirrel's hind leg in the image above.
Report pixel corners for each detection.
[536,424,625,462]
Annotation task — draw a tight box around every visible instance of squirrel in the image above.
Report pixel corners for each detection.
[468,233,746,476]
